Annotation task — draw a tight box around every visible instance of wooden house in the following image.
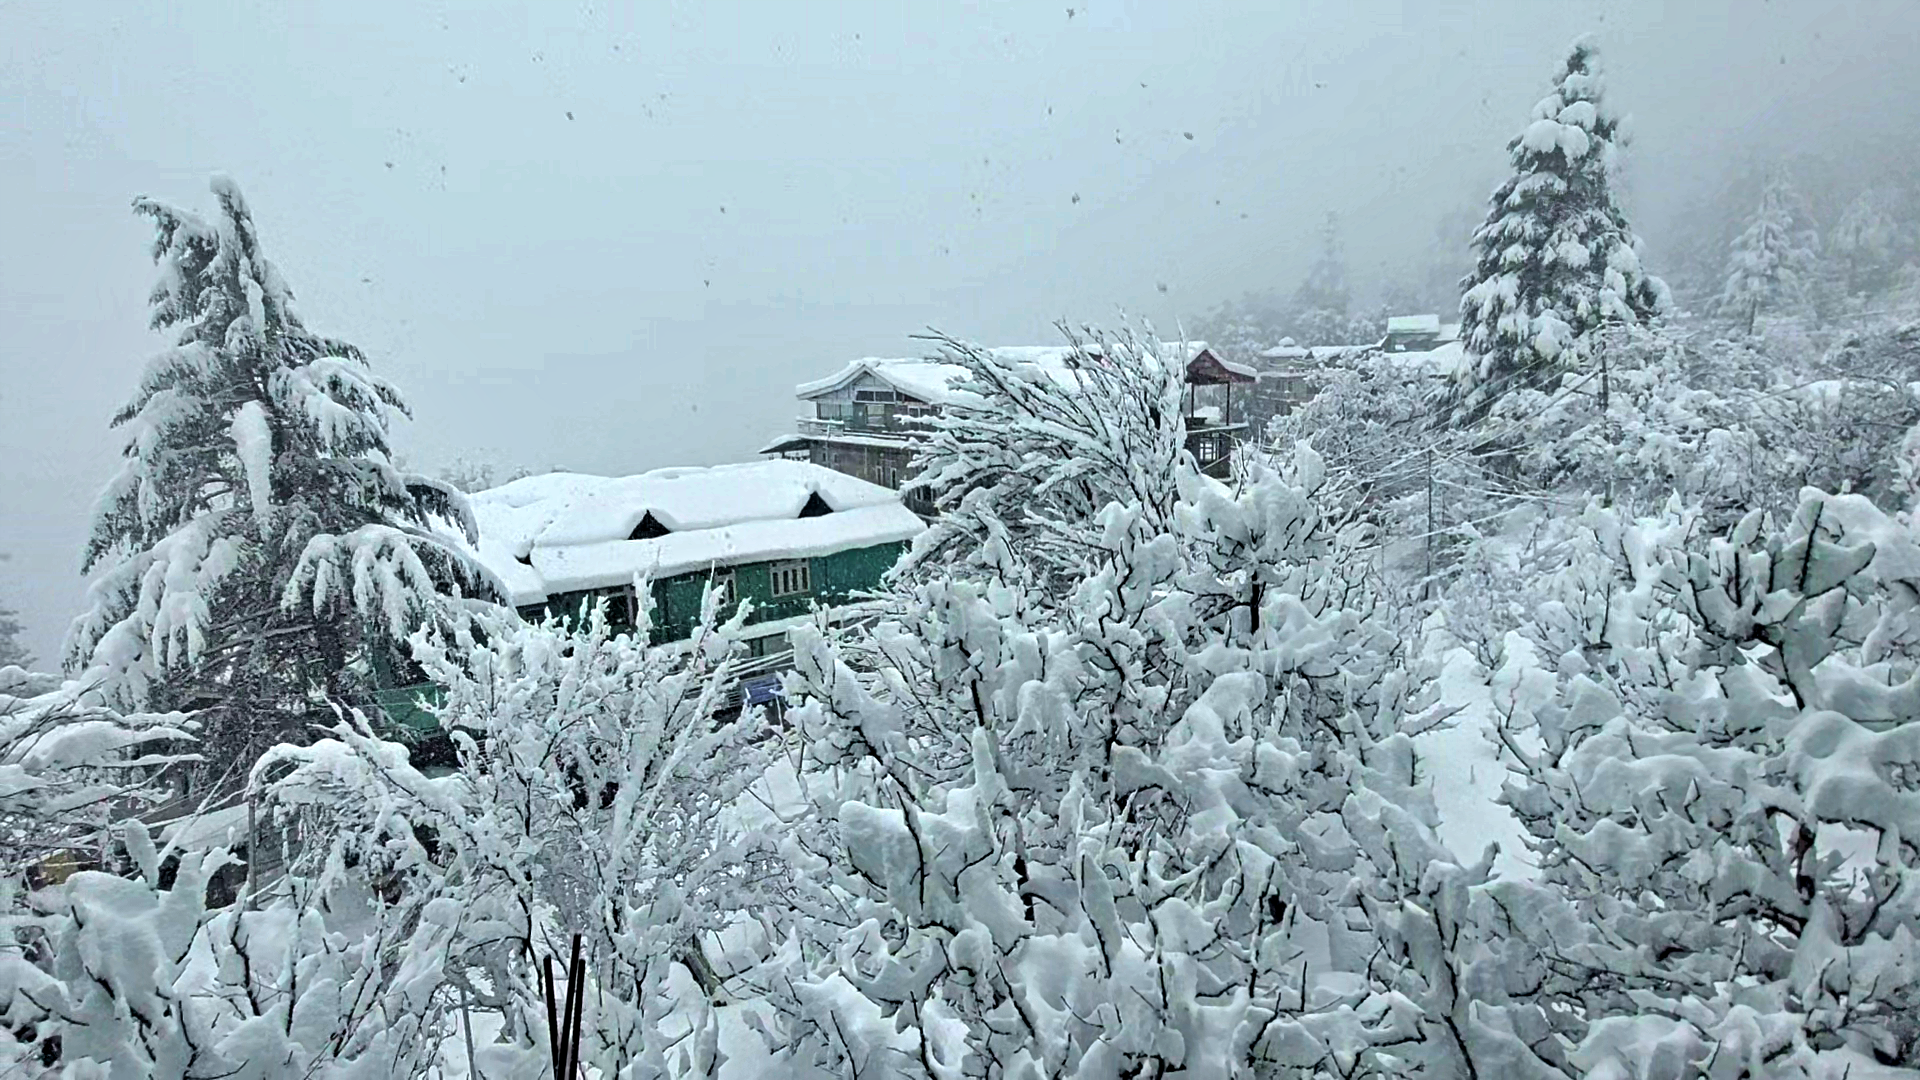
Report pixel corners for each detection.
[454,461,924,657]
[1382,314,1461,354]
[763,341,1244,499]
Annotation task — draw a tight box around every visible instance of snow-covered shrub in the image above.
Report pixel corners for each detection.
[1471,321,1920,527]
[253,589,775,1077]
[749,365,1480,1076]
[1499,490,1920,1073]
[0,676,198,1073]
[904,323,1188,598]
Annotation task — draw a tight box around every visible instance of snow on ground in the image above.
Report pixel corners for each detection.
[1413,634,1541,881]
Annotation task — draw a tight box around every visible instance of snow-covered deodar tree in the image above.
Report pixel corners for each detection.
[64,176,501,780]
[1717,173,1819,334]
[1448,38,1668,427]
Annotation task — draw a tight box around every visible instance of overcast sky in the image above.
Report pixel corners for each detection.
[4,0,1917,662]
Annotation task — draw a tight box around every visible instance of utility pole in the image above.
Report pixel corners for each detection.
[1424,446,1435,602]
[245,791,257,910]
[1599,326,1613,508]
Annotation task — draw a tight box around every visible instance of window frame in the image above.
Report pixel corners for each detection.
[708,569,737,610]
[768,558,812,598]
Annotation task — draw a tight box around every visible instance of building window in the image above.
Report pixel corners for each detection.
[769,559,811,598]
[903,484,935,517]
[708,569,736,609]
[854,388,897,403]
[605,586,635,628]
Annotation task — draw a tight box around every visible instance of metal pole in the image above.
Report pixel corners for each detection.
[460,979,481,1080]
[1424,447,1435,602]
[1599,328,1613,508]
[245,792,257,910]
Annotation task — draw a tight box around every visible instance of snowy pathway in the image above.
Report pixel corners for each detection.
[1413,644,1536,880]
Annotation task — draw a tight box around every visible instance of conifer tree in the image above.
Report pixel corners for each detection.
[64,176,500,780]
[1449,39,1668,425]
[1291,212,1355,345]
[1828,188,1899,298]
[1717,173,1818,333]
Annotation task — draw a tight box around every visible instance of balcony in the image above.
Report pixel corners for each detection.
[795,414,934,438]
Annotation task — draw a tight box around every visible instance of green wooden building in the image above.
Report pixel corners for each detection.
[370,460,923,743]
[459,459,923,653]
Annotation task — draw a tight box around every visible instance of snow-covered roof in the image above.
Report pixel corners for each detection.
[1371,340,1468,377]
[1437,322,1461,343]
[452,461,924,606]
[796,342,1212,406]
[1258,343,1370,363]
[1386,314,1443,335]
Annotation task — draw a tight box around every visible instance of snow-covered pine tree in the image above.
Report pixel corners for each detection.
[1290,212,1355,346]
[1717,172,1819,335]
[1449,38,1668,425]
[64,176,500,780]
[1829,188,1901,299]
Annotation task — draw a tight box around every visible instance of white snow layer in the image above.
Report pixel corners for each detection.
[795,342,1211,406]
[230,401,273,528]
[451,461,924,606]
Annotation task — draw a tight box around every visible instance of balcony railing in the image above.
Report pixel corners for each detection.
[795,415,933,438]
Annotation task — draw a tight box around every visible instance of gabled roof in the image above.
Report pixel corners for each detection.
[1258,342,1371,362]
[450,461,924,606]
[1386,314,1443,335]
[1370,340,1469,378]
[795,342,1215,405]
[1187,351,1257,384]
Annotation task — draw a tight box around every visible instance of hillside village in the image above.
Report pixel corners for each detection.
[14,22,1920,1080]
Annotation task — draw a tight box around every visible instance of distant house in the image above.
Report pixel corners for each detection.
[762,342,1242,503]
[1239,319,1464,430]
[1251,338,1372,427]
[454,461,924,659]
[1382,314,1461,354]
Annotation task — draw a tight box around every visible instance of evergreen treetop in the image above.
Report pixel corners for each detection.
[1449,38,1668,425]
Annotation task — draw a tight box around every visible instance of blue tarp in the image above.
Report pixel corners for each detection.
[743,675,786,706]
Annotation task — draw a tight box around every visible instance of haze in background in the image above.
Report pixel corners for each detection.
[4,0,1915,661]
